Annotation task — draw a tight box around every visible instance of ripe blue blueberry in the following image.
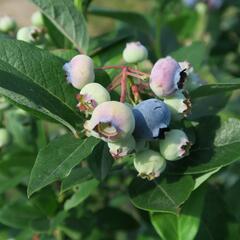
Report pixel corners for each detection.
[132,99,171,140]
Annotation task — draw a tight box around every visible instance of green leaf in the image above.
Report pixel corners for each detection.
[151,186,206,240]
[225,179,240,222]
[51,49,79,61]
[171,42,206,71]
[190,81,240,98]
[0,201,43,229]
[31,0,89,53]
[27,134,99,197]
[129,175,195,214]
[0,171,27,194]
[64,179,98,210]
[189,93,230,120]
[88,7,151,33]
[168,117,240,175]
[95,207,139,230]
[0,39,82,134]
[195,186,230,240]
[61,167,92,193]
[87,141,114,181]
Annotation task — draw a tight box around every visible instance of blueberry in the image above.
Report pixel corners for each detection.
[132,99,171,140]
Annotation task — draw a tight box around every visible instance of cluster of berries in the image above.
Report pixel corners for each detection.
[183,0,223,9]
[0,12,46,45]
[63,42,200,180]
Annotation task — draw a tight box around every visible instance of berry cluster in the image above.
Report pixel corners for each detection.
[63,42,201,180]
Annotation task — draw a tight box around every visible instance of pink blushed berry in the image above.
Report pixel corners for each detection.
[84,101,135,142]
[150,56,186,97]
[63,55,95,90]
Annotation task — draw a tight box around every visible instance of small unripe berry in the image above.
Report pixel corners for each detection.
[31,11,44,28]
[0,16,16,33]
[134,150,166,180]
[150,57,184,97]
[123,42,148,64]
[84,101,135,142]
[133,99,171,140]
[0,128,11,148]
[159,129,191,161]
[77,83,110,114]
[164,91,191,120]
[108,135,136,159]
[17,26,44,44]
[63,55,95,90]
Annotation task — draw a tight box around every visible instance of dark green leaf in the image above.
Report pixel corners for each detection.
[129,175,195,214]
[64,179,98,210]
[0,201,43,229]
[190,81,240,98]
[96,207,139,230]
[151,186,206,240]
[31,0,89,53]
[189,93,230,120]
[0,39,82,133]
[27,134,99,197]
[195,186,230,240]
[61,167,93,193]
[88,7,151,33]
[87,141,114,181]
[171,42,206,71]
[168,117,240,175]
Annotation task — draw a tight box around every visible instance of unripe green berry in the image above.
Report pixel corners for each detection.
[108,135,136,159]
[123,42,148,64]
[164,91,191,120]
[0,16,16,33]
[77,83,110,114]
[0,128,11,148]
[134,150,166,180]
[17,26,44,44]
[31,11,44,28]
[159,129,191,161]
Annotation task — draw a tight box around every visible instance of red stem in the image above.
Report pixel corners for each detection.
[131,84,141,102]
[120,67,127,102]
[107,73,122,91]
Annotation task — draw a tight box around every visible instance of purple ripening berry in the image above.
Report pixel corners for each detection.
[132,99,171,140]
[150,56,186,97]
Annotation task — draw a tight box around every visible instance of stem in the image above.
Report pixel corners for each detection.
[127,71,148,80]
[107,73,122,91]
[131,84,141,103]
[120,67,127,102]
[95,65,124,70]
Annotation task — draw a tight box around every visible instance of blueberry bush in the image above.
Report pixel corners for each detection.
[0,0,240,239]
